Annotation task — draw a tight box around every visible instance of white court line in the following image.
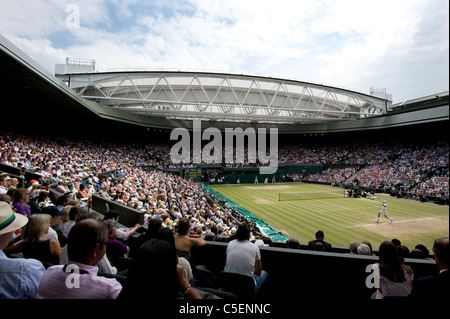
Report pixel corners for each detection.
[346,216,443,228]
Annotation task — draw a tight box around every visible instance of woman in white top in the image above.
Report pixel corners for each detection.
[57,205,72,237]
[37,191,52,209]
[372,241,414,299]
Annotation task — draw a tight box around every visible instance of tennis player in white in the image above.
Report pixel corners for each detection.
[377,200,393,223]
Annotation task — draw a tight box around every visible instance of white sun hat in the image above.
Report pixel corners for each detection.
[0,201,28,235]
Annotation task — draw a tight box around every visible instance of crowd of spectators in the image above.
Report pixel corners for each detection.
[296,142,448,198]
[5,130,446,198]
[0,131,261,239]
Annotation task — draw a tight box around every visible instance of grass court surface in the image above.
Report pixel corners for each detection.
[210,182,449,250]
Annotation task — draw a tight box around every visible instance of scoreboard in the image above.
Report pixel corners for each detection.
[184,168,202,182]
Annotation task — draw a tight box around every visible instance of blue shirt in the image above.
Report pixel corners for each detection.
[0,250,46,299]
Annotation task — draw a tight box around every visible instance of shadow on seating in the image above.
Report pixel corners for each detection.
[41,261,57,269]
[195,287,238,300]
[217,271,256,300]
[109,256,134,272]
[382,294,408,299]
[195,267,219,288]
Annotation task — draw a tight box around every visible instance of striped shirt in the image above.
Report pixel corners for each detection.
[36,261,122,299]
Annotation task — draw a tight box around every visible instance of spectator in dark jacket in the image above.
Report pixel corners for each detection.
[307,230,332,252]
[409,237,449,300]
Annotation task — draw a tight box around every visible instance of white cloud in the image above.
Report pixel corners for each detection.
[0,0,448,102]
[0,0,65,38]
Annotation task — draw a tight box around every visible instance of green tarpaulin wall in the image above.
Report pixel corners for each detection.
[202,184,289,242]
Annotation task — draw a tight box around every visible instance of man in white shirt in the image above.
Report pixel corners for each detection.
[62,206,84,238]
[0,175,10,195]
[377,200,393,223]
[225,223,269,295]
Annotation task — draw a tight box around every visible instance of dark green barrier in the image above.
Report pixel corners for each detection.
[202,184,289,242]
[91,194,145,227]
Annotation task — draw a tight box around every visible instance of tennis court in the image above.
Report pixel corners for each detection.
[210,182,449,250]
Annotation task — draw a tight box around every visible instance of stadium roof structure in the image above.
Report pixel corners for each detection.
[55,66,391,125]
[1,34,448,133]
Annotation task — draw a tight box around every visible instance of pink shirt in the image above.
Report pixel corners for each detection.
[36,261,122,299]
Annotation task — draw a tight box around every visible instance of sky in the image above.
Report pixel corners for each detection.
[0,0,448,103]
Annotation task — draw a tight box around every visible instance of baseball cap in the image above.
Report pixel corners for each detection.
[0,201,28,235]
[41,206,65,217]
